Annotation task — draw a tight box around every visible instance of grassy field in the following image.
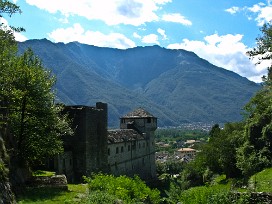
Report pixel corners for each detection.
[17,184,88,204]
[248,168,272,192]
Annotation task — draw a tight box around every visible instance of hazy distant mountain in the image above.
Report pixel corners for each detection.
[18,39,260,127]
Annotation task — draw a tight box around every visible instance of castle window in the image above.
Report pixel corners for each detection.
[128,145,130,151]
[147,118,151,123]
[121,146,124,153]
[108,148,110,156]
[116,147,119,154]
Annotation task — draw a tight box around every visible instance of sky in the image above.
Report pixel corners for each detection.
[2,0,272,83]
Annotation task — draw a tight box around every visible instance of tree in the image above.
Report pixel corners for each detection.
[236,22,272,177]
[0,0,72,176]
[191,123,243,179]
[6,49,73,167]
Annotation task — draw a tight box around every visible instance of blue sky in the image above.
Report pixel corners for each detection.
[2,0,272,82]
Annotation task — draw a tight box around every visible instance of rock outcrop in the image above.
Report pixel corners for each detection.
[0,135,16,204]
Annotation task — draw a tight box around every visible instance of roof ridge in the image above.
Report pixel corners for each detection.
[122,107,155,118]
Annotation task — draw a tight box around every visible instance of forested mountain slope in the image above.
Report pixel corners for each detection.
[18,39,260,127]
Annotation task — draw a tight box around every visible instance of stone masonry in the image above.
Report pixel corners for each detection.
[49,102,157,182]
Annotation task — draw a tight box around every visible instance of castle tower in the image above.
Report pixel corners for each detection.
[120,108,157,178]
[60,102,108,182]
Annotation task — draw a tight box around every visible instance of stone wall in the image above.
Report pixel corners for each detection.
[108,138,153,179]
[57,102,108,182]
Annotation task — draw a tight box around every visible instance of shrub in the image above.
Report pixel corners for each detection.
[84,173,161,204]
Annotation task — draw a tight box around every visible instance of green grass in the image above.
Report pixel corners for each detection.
[32,170,56,177]
[248,168,272,192]
[17,184,88,204]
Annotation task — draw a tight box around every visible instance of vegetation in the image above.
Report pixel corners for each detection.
[0,0,72,180]
[1,1,272,203]
[248,168,272,192]
[17,184,88,204]
[161,21,272,203]
[84,173,161,204]
[18,38,260,127]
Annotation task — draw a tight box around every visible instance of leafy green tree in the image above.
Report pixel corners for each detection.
[236,22,272,177]
[6,49,73,167]
[189,123,243,180]
[0,0,72,173]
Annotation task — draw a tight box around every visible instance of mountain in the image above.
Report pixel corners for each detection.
[18,39,260,127]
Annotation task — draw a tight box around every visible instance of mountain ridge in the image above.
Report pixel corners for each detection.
[18,39,260,127]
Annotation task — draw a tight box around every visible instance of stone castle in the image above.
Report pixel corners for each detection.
[48,102,157,182]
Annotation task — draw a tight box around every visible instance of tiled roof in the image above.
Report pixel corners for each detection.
[177,148,196,152]
[107,129,145,144]
[122,108,155,118]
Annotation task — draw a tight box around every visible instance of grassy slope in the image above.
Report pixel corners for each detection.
[17,184,88,204]
[248,168,272,192]
[178,168,272,203]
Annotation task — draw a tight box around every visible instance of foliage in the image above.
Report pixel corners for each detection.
[156,160,185,176]
[0,0,21,17]
[18,39,260,127]
[84,173,161,204]
[166,183,252,204]
[190,122,243,180]
[1,48,73,167]
[0,1,73,172]
[86,191,119,204]
[0,137,9,181]
[17,184,88,204]
[155,128,208,143]
[236,22,272,177]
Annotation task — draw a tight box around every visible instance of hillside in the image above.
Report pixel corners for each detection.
[18,39,260,127]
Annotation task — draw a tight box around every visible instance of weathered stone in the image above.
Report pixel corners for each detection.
[0,134,16,204]
[47,102,157,183]
[0,182,16,204]
[26,174,68,190]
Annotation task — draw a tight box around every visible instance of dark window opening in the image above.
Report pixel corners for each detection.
[116,147,119,154]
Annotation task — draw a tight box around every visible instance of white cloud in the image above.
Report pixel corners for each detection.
[48,23,136,49]
[25,0,171,26]
[254,5,272,26]
[167,33,266,83]
[157,28,167,40]
[153,0,172,4]
[228,2,272,26]
[162,13,192,26]
[0,17,27,42]
[133,32,141,39]
[225,6,239,15]
[142,34,160,44]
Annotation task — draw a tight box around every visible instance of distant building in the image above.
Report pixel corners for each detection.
[175,147,196,162]
[48,103,157,182]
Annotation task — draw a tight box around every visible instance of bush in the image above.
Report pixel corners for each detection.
[84,173,161,204]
